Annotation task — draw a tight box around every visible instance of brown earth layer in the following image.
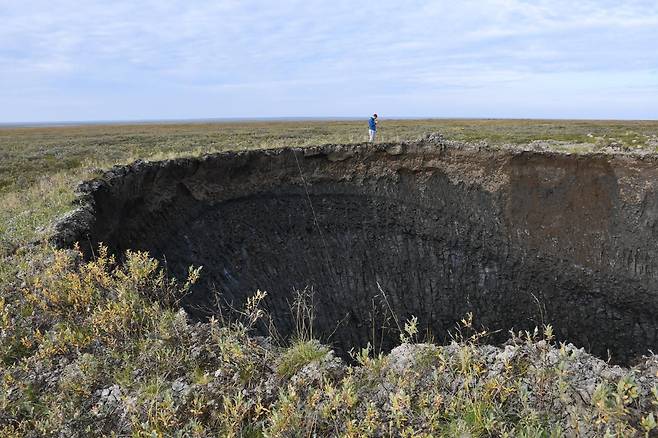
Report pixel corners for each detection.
[50,140,658,363]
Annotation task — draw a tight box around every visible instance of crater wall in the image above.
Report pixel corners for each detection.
[52,141,658,363]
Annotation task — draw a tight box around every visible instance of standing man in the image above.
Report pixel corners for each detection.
[368,113,378,142]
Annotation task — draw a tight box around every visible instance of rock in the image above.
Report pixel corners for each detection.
[93,384,122,416]
[327,149,355,162]
[423,133,445,144]
[48,206,96,249]
[385,144,404,155]
[171,378,192,400]
[290,347,345,386]
[387,343,439,374]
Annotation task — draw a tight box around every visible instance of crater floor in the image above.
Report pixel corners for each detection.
[52,140,658,363]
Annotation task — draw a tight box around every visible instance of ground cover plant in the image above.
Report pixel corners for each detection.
[2,119,658,436]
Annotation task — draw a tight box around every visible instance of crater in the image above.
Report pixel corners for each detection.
[52,141,658,364]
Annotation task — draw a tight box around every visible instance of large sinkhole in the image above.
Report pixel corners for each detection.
[54,142,658,364]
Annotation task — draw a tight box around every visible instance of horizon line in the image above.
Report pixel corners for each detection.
[2,115,657,129]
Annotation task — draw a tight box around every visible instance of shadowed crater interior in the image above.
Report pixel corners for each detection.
[53,142,658,364]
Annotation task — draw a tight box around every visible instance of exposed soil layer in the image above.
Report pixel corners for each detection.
[52,141,658,363]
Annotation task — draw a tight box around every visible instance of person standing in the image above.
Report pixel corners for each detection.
[368,113,378,142]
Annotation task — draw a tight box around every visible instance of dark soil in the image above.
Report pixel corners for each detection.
[51,140,658,364]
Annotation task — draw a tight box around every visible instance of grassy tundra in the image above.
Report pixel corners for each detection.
[2,119,658,436]
[2,118,658,250]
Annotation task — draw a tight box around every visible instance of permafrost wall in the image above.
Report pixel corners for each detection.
[52,141,658,363]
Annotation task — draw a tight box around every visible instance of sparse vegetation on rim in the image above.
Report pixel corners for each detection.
[2,119,658,436]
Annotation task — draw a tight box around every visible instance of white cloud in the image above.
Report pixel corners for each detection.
[0,0,657,121]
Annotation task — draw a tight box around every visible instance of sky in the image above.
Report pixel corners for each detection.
[1,0,658,123]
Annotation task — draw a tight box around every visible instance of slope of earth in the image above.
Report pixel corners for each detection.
[51,139,658,365]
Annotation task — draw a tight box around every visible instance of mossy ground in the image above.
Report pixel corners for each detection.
[2,119,658,436]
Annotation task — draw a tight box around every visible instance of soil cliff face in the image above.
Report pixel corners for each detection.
[52,141,658,363]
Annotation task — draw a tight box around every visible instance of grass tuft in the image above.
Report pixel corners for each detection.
[276,339,329,379]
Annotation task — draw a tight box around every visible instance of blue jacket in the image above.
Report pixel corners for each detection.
[368,117,377,130]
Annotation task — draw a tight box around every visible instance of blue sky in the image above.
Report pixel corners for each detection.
[1,0,658,122]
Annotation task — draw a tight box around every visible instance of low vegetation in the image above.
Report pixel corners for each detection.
[2,119,658,436]
[4,246,658,436]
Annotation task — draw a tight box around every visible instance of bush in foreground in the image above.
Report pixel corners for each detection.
[2,248,658,436]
